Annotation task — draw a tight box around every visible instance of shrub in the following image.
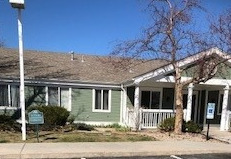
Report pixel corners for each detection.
[75,123,94,131]
[159,117,202,133]
[184,120,202,133]
[27,105,70,130]
[0,114,20,131]
[159,117,175,132]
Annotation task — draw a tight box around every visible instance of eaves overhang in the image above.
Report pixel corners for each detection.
[122,47,231,86]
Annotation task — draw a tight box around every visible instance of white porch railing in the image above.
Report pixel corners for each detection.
[127,108,187,129]
[141,109,175,128]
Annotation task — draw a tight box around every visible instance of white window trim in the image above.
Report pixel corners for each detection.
[8,85,11,107]
[47,86,71,111]
[0,84,11,108]
[92,89,111,112]
[140,87,163,109]
[68,88,72,111]
[45,86,48,106]
[58,87,61,106]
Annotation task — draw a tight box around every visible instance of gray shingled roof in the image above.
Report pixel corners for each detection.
[0,48,167,84]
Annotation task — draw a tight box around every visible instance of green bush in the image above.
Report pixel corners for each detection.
[75,123,94,131]
[0,114,20,131]
[27,105,70,130]
[159,117,202,133]
[159,117,175,132]
[184,120,202,133]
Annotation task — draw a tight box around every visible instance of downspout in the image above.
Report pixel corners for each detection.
[120,84,126,126]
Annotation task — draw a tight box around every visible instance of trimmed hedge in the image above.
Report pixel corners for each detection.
[27,105,70,130]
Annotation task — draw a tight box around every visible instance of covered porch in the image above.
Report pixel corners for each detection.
[123,77,231,131]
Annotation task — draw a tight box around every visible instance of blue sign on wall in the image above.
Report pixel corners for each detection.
[28,110,44,124]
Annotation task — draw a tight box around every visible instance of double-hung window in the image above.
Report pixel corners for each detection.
[48,87,59,106]
[93,89,111,112]
[11,85,19,107]
[48,87,71,111]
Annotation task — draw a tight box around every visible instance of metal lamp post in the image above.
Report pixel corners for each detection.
[9,0,26,140]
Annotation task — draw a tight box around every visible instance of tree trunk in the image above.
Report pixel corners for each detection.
[174,77,184,134]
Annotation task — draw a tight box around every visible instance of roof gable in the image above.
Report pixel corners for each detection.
[132,48,231,84]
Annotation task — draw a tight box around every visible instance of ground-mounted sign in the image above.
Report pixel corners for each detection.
[206,103,215,140]
[28,110,44,142]
[28,110,44,124]
[206,103,215,119]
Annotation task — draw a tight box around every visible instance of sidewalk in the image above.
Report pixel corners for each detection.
[202,126,231,144]
[0,141,231,159]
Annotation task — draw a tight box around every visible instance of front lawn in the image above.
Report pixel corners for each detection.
[0,129,156,143]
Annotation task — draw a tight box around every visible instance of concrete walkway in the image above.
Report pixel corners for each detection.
[202,126,231,144]
[0,141,231,159]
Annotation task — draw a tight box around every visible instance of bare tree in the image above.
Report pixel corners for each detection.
[0,41,4,48]
[210,8,231,53]
[111,0,224,134]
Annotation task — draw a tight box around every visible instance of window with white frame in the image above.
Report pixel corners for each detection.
[141,90,161,109]
[11,85,19,107]
[48,87,59,106]
[0,85,9,106]
[60,88,69,110]
[25,86,46,106]
[0,85,72,110]
[48,87,71,111]
[93,89,111,112]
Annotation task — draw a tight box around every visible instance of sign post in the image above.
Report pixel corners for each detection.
[206,103,215,140]
[28,110,44,142]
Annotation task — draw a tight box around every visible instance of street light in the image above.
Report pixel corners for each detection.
[9,0,26,140]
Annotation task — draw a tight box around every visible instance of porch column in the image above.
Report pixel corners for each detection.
[134,85,140,130]
[186,83,194,122]
[220,85,229,131]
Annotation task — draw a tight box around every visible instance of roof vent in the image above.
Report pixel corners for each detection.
[70,51,74,61]
[81,55,85,63]
[129,69,134,73]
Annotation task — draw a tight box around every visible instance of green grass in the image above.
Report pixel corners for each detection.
[0,130,156,143]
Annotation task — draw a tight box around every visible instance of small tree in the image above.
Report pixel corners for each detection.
[111,0,225,134]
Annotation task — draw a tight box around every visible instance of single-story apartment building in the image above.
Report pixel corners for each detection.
[0,47,231,131]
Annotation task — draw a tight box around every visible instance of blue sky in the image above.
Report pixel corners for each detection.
[0,0,231,55]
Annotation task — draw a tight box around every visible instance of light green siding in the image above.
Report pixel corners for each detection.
[182,63,231,79]
[71,88,121,122]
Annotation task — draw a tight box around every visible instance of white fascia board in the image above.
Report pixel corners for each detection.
[0,78,121,89]
[134,64,174,84]
[157,76,231,86]
[200,78,231,86]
